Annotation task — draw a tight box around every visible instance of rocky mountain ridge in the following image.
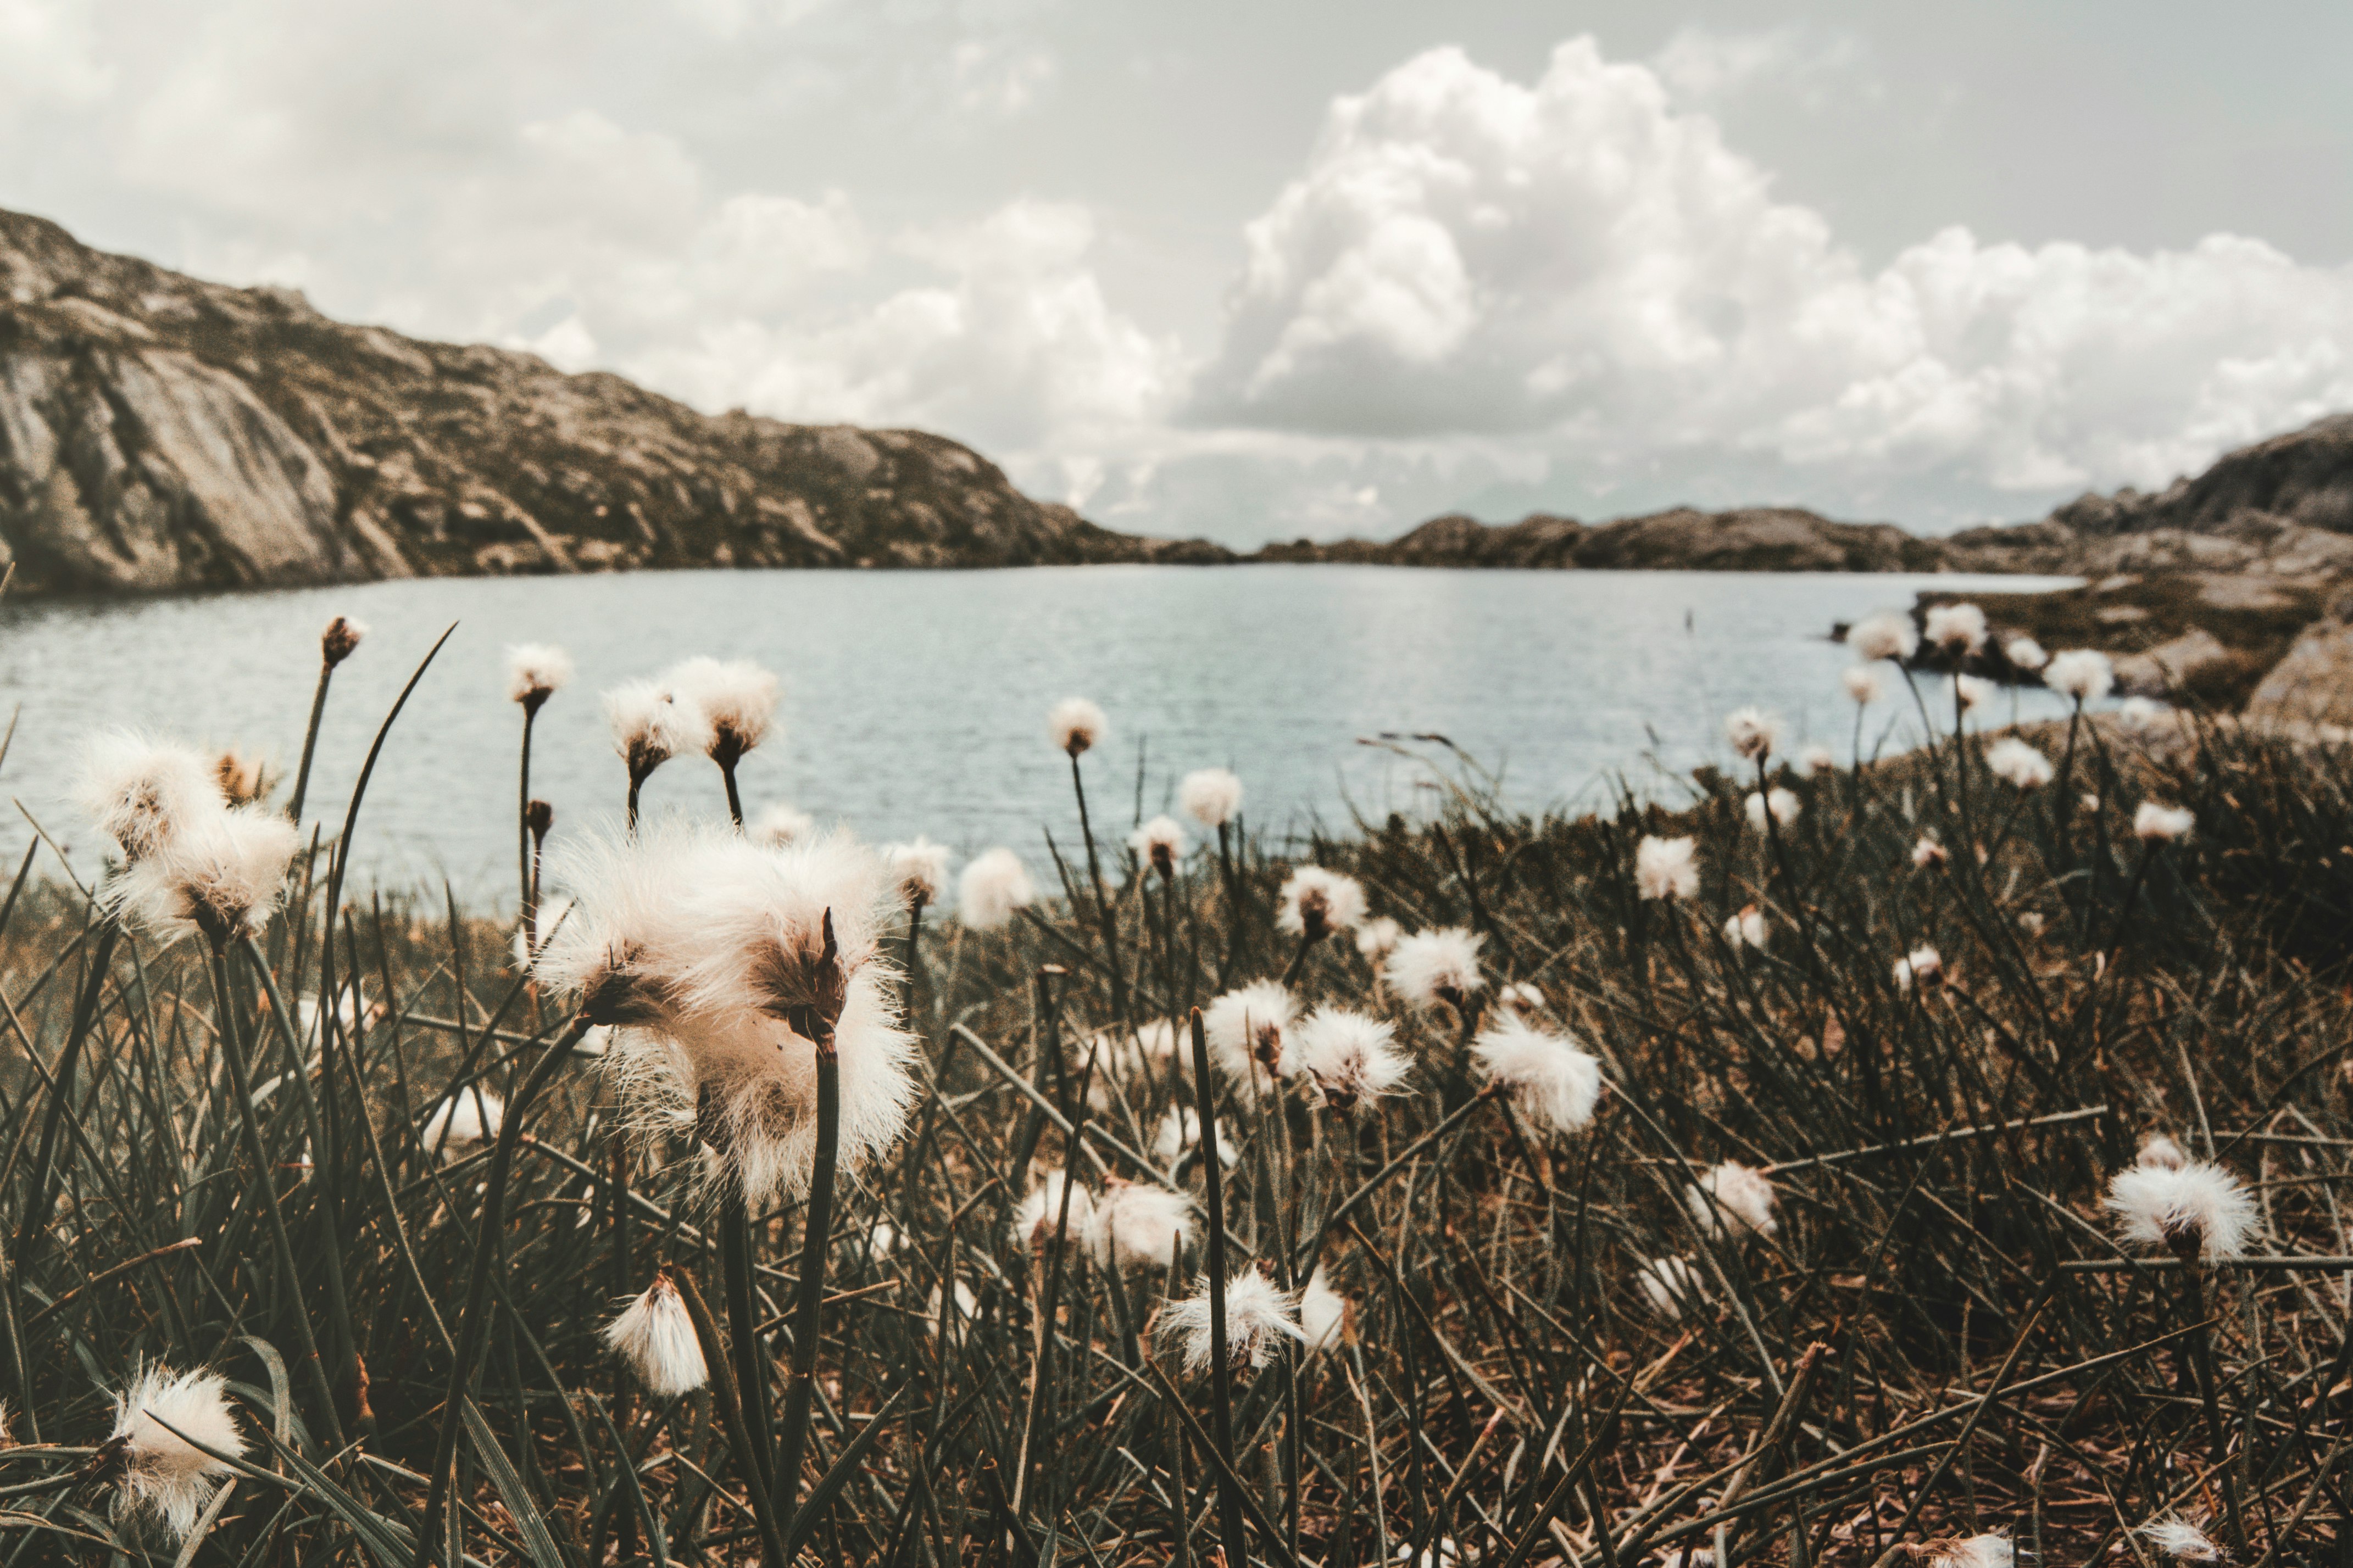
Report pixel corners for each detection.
[0,208,1225,596]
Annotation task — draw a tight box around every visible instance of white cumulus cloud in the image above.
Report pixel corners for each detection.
[1192,37,2353,504]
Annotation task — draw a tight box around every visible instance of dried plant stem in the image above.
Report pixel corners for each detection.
[1067,751,1129,1022]
[286,651,337,824]
[770,1039,839,1526]
[672,1268,792,1568]
[516,705,538,928]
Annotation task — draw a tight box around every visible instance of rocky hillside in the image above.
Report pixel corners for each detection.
[0,208,1225,595]
[1258,505,1951,572]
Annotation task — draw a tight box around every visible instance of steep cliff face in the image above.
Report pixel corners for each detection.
[0,208,1223,595]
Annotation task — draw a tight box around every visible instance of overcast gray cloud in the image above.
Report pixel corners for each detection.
[4,1,2351,544]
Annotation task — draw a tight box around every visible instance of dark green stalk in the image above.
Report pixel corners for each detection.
[1186,1008,1251,1563]
[516,702,539,930]
[12,918,118,1271]
[672,1269,792,1568]
[287,661,335,827]
[718,1186,776,1489]
[1067,750,1129,1022]
[772,913,847,1527]
[413,1011,589,1568]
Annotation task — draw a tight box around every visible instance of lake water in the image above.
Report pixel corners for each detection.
[0,565,2077,906]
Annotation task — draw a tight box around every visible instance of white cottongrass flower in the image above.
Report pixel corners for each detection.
[1163,1269,1304,1375]
[1744,788,1800,831]
[666,657,779,768]
[2134,802,2196,842]
[107,805,301,947]
[1955,674,1998,713]
[506,643,575,710]
[958,847,1036,930]
[1686,1161,1778,1240]
[1924,602,1988,652]
[1291,1007,1411,1111]
[1636,1256,1709,1319]
[1153,1107,1238,1169]
[1387,927,1486,1012]
[2044,649,2115,703]
[533,824,919,1206]
[752,802,815,849]
[422,1089,503,1161]
[1130,814,1187,876]
[1356,916,1403,961]
[1179,767,1244,828]
[1471,1017,1602,1135]
[1300,1267,1350,1353]
[861,1221,902,1263]
[1911,836,1949,870]
[1723,706,1783,762]
[883,837,953,906]
[603,1271,708,1398]
[2004,637,2048,672]
[1203,980,1298,1087]
[1495,980,1545,1018]
[1087,1181,1195,1271]
[1932,1534,2012,1568]
[1012,1169,1095,1250]
[76,733,224,863]
[320,615,367,667]
[1893,945,1943,991]
[107,1363,247,1539]
[2120,695,2166,732]
[2138,1133,2191,1171]
[1843,665,1886,705]
[1986,738,2055,789]
[1635,835,1700,901]
[1276,865,1367,940]
[605,679,696,785]
[1083,1019,1181,1109]
[1799,743,1837,775]
[2106,1160,2257,1260]
[2136,1517,2222,1563]
[1050,697,1108,757]
[1723,905,1769,950]
[931,1280,980,1331]
[1846,610,1920,662]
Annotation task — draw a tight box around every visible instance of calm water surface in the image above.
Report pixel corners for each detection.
[0,566,2077,905]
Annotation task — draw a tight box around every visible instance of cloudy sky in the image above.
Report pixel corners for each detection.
[7,1,2353,546]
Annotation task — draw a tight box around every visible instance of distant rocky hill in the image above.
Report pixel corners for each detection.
[1257,505,1954,572]
[0,208,1227,595]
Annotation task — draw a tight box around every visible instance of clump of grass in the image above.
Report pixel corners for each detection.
[2,613,2351,1565]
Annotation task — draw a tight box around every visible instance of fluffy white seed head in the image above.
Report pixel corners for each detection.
[108,805,300,947]
[1637,1255,1709,1320]
[1846,611,1920,663]
[604,1273,708,1398]
[1163,1269,1304,1375]
[1050,697,1108,757]
[930,1280,980,1332]
[752,803,816,849]
[1203,980,1298,1089]
[1723,905,1770,951]
[2044,649,2115,702]
[958,847,1036,930]
[1013,1169,1096,1251]
[1686,1161,1778,1240]
[215,749,267,808]
[1300,1268,1350,1353]
[1276,866,1367,940]
[884,837,953,906]
[2138,1133,2191,1171]
[2004,637,2049,672]
[1496,980,1545,1018]
[2136,1518,2221,1563]
[1744,789,1800,832]
[1924,602,1988,652]
[1799,743,1837,775]
[605,679,696,780]
[1933,1534,2012,1568]
[1387,927,1486,1011]
[2134,802,2195,842]
[1635,835,1700,901]
[1843,665,1886,705]
[1153,1106,1237,1170]
[1471,1017,1602,1135]
[1179,767,1244,828]
[76,732,224,863]
[1986,738,2055,789]
[422,1088,504,1161]
[1894,945,1943,991]
[2106,1160,2256,1260]
[1955,674,1998,713]
[1292,1007,1411,1111]
[1082,1019,1181,1111]
[2120,695,2166,732]
[1911,836,1949,870]
[666,656,780,765]
[1086,1182,1195,1271]
[1356,916,1403,961]
[1130,814,1187,876]
[1723,706,1783,762]
[109,1363,247,1539]
[506,643,575,708]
